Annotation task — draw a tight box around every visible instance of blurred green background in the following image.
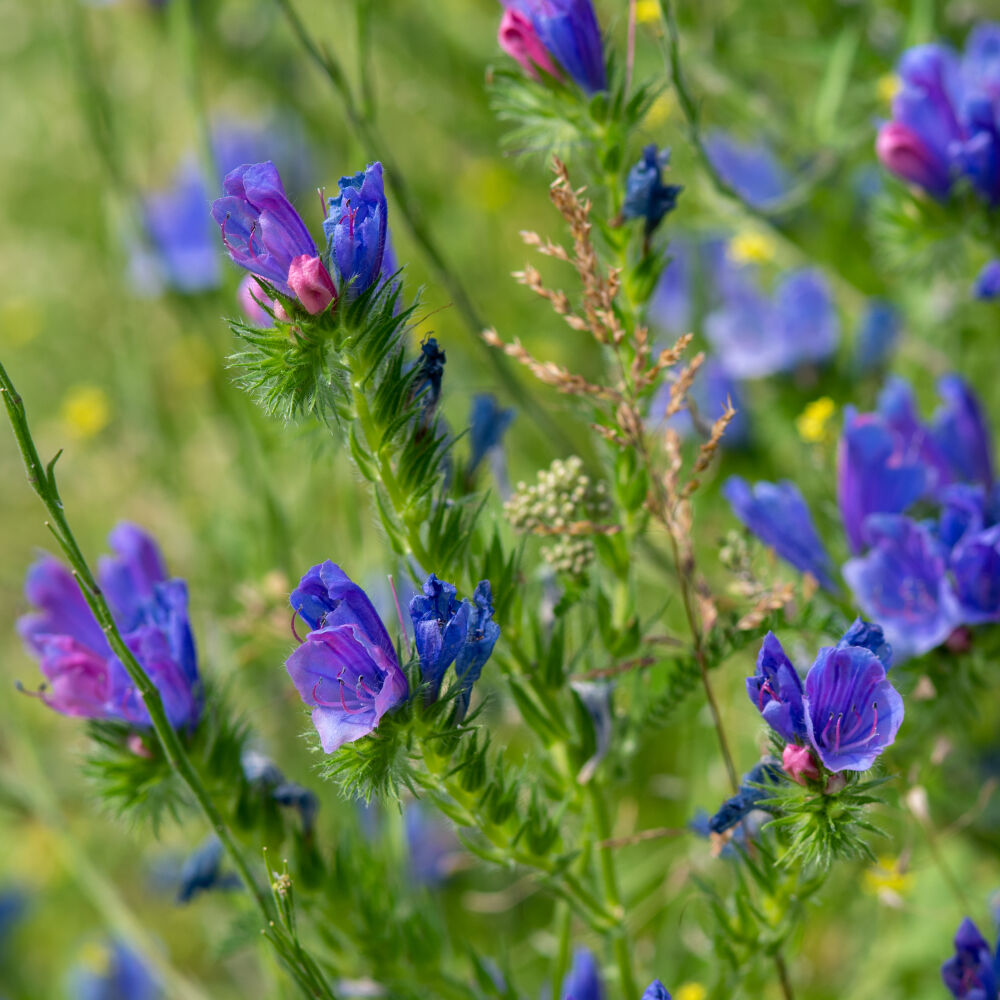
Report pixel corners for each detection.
[2,0,1000,997]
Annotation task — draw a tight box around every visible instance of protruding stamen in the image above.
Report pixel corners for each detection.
[291,607,304,644]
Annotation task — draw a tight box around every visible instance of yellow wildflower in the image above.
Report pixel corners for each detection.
[796,397,836,444]
[864,855,912,897]
[60,385,111,439]
[636,0,660,24]
[675,985,708,1000]
[728,231,776,265]
[0,298,42,346]
[877,74,900,105]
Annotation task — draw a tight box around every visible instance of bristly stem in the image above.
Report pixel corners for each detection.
[271,0,579,456]
[0,361,337,1000]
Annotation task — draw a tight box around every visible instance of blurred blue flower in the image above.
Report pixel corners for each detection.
[620,146,683,241]
[707,760,781,834]
[853,300,900,371]
[704,132,791,209]
[640,982,672,1000]
[0,888,26,953]
[404,802,460,887]
[71,940,161,1000]
[974,260,1000,300]
[571,680,613,783]
[560,947,603,1000]
[500,0,607,95]
[705,269,839,379]
[285,562,409,752]
[747,625,904,772]
[877,27,1000,205]
[176,836,241,904]
[722,477,836,590]
[467,393,515,481]
[453,581,500,720]
[18,523,202,728]
[323,162,388,298]
[212,161,319,295]
[942,916,999,999]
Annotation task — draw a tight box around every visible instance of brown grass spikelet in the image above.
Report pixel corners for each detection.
[663,351,705,418]
[736,582,796,631]
[681,400,738,499]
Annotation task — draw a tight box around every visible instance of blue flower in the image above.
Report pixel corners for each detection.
[453,582,501,720]
[285,563,409,752]
[560,947,603,1000]
[942,917,999,999]
[500,0,607,95]
[71,940,161,1000]
[176,836,241,904]
[842,515,959,661]
[18,524,202,729]
[707,760,781,834]
[621,146,683,240]
[974,259,1000,300]
[640,982,672,1000]
[950,524,1000,624]
[211,161,319,295]
[722,477,836,590]
[323,162,388,298]
[704,132,791,209]
[933,375,994,488]
[467,393,516,479]
[404,802,460,887]
[747,625,904,773]
[853,300,900,371]
[409,575,471,698]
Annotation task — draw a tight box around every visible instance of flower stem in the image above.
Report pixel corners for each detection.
[0,361,337,1000]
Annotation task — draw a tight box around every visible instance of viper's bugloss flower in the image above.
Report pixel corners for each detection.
[176,836,240,904]
[941,917,999,999]
[704,132,791,209]
[641,981,673,1000]
[705,269,839,379]
[747,623,904,773]
[621,146,683,240]
[853,300,900,371]
[467,393,516,478]
[974,259,1000,300]
[453,582,500,719]
[935,375,995,487]
[211,161,318,296]
[561,947,603,1000]
[497,8,562,81]
[18,524,202,729]
[707,760,781,834]
[877,27,1000,204]
[71,940,161,1000]
[404,802,460,887]
[722,476,836,590]
[499,0,607,95]
[286,254,337,314]
[286,562,408,753]
[323,162,388,297]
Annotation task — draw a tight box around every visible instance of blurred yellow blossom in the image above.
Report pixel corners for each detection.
[636,0,660,23]
[78,941,113,976]
[60,384,111,439]
[0,297,42,346]
[675,985,707,1000]
[796,397,836,444]
[646,90,675,128]
[728,231,776,265]
[864,855,912,897]
[878,74,900,104]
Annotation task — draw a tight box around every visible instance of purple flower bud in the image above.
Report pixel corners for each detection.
[843,515,960,662]
[497,8,562,81]
[707,760,781,834]
[621,146,683,239]
[17,524,201,729]
[211,161,317,295]
[876,121,953,199]
[560,947,603,1000]
[723,477,836,590]
[973,259,1000,301]
[409,575,471,698]
[641,982,672,1000]
[323,162,388,298]
[746,632,807,744]
[838,617,892,671]
[453,581,500,720]
[932,375,994,488]
[500,0,607,95]
[803,643,904,772]
[286,254,337,315]
[941,917,998,999]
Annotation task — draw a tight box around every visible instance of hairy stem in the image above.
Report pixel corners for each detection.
[0,361,336,1000]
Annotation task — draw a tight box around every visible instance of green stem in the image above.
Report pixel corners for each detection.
[587,783,638,1000]
[272,0,578,457]
[552,901,573,997]
[0,361,336,1000]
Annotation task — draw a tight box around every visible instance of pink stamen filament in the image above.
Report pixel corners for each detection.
[758,679,777,710]
[311,678,365,713]
[291,607,304,644]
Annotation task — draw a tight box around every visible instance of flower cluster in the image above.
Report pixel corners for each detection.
[211,160,391,319]
[497,0,607,95]
[747,621,903,774]
[18,524,202,729]
[877,24,1000,204]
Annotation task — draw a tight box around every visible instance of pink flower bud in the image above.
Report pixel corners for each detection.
[876,122,951,200]
[127,733,154,759]
[782,743,820,785]
[286,255,337,315]
[945,626,973,654]
[498,9,562,82]
[238,274,273,325]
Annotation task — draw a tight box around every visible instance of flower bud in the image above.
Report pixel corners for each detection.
[286,255,337,315]
[782,743,820,785]
[498,9,561,81]
[876,121,951,200]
